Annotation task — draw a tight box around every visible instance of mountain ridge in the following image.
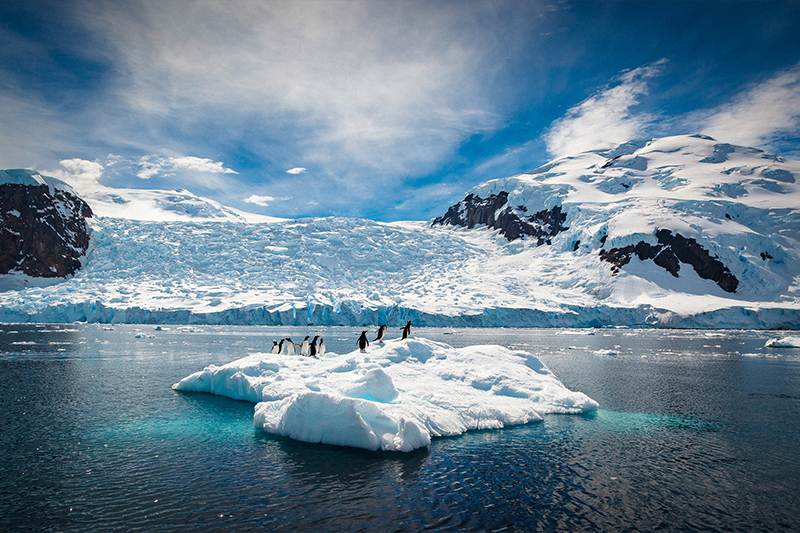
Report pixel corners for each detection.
[1,134,799,328]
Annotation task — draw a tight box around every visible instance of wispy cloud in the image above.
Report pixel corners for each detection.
[543,60,800,159]
[543,60,667,157]
[286,167,306,175]
[169,156,237,175]
[50,153,238,194]
[83,1,510,190]
[136,155,236,182]
[690,63,800,152]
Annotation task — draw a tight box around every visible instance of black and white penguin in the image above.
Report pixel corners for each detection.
[357,330,369,352]
[277,339,286,354]
[310,335,320,357]
[270,341,279,354]
[300,336,310,356]
[401,321,412,340]
[285,337,296,355]
[374,324,388,343]
[318,337,326,357]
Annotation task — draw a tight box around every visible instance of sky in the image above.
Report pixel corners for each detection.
[1,0,799,222]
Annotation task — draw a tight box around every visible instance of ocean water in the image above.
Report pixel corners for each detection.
[1,324,798,532]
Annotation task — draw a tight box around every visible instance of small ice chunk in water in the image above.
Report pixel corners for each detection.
[765,336,800,348]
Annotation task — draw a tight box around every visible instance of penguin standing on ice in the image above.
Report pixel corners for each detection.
[401,321,412,340]
[310,335,320,357]
[374,324,388,343]
[270,341,279,354]
[277,339,286,354]
[318,338,326,357]
[300,336,310,356]
[285,338,296,355]
[357,331,369,352]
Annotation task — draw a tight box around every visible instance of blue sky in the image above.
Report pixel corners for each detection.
[1,0,799,221]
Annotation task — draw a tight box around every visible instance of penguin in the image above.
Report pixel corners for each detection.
[278,339,286,354]
[374,324,388,343]
[270,341,279,354]
[401,320,412,340]
[357,330,369,352]
[318,337,326,357]
[310,335,320,357]
[300,336,310,356]
[285,337,296,355]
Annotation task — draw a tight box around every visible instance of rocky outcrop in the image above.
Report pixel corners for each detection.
[432,191,568,244]
[1,175,93,278]
[599,229,739,293]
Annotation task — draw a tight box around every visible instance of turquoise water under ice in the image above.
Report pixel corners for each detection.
[1,325,798,532]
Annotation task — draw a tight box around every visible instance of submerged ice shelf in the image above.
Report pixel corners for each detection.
[173,337,598,452]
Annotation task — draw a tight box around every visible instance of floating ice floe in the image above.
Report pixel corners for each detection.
[173,337,598,452]
[765,336,800,348]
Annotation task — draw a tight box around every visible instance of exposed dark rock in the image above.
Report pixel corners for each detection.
[432,191,568,243]
[653,248,680,276]
[1,183,93,278]
[599,229,739,293]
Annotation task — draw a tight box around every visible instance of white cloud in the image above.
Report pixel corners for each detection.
[543,60,667,157]
[286,167,306,174]
[51,158,105,193]
[169,156,237,174]
[135,155,236,180]
[136,156,162,180]
[83,1,514,188]
[692,64,800,150]
[242,194,276,207]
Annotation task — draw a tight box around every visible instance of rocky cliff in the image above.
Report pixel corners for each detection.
[1,170,93,279]
[432,191,568,244]
[598,229,739,293]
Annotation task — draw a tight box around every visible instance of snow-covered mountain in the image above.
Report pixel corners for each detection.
[0,170,93,287]
[1,134,799,328]
[74,183,282,223]
[434,134,800,305]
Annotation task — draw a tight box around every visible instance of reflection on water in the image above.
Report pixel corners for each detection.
[0,324,798,532]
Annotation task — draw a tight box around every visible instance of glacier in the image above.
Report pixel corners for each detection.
[173,337,599,451]
[1,134,799,328]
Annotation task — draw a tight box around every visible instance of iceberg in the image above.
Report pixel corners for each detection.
[765,336,800,348]
[173,337,598,451]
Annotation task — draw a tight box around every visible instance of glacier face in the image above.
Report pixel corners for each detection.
[1,135,799,328]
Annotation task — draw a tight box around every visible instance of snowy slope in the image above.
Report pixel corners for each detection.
[1,134,799,328]
[3,169,278,223]
[73,183,281,223]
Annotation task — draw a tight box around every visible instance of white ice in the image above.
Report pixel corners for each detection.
[172,337,599,452]
[3,134,800,329]
[765,336,800,348]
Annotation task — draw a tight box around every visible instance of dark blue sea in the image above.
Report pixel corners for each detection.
[1,324,798,532]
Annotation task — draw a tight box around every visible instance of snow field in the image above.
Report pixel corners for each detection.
[173,337,599,451]
[2,135,799,328]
